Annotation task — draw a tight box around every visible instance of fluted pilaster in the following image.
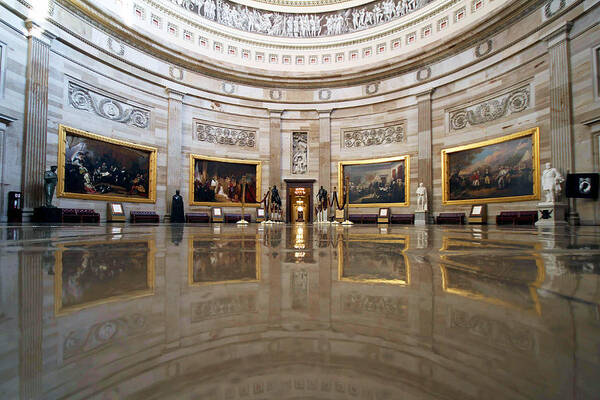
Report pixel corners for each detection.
[21,21,54,210]
[417,90,434,211]
[0,115,17,222]
[165,89,184,216]
[318,110,332,191]
[269,110,283,187]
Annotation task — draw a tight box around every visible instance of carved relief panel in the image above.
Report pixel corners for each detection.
[292,132,308,174]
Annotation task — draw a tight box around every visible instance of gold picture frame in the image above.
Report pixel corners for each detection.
[189,154,262,207]
[187,234,261,286]
[441,127,540,205]
[54,239,156,316]
[338,234,410,285]
[338,155,410,208]
[57,125,157,203]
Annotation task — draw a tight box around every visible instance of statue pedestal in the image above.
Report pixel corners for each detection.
[415,211,428,225]
[33,207,62,223]
[535,203,567,227]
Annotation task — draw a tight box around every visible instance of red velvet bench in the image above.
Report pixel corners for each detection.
[436,212,465,224]
[186,212,210,223]
[130,210,160,223]
[224,213,251,223]
[391,213,415,224]
[496,211,538,225]
[61,208,100,223]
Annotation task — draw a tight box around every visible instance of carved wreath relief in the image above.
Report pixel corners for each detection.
[167,0,434,38]
[343,123,404,148]
[292,132,308,174]
[195,121,256,148]
[68,82,150,128]
[449,86,530,131]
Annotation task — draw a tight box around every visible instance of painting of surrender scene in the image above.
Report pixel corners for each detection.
[190,155,261,206]
[188,236,260,285]
[55,240,155,315]
[442,128,540,204]
[339,156,409,207]
[58,125,157,203]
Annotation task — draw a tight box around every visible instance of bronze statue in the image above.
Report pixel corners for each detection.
[171,190,185,223]
[44,166,58,208]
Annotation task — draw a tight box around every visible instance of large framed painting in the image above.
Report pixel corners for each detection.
[441,127,540,205]
[189,154,262,206]
[338,155,410,207]
[188,234,260,285]
[338,234,410,285]
[54,240,155,315]
[57,125,157,203]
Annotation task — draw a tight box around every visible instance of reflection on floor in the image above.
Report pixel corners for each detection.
[1,223,599,399]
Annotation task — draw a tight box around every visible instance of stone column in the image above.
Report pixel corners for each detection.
[544,22,577,223]
[165,89,184,219]
[21,21,54,211]
[318,110,332,190]
[268,110,283,188]
[0,114,17,222]
[417,90,434,217]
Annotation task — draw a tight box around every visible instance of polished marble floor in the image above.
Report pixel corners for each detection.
[0,223,599,399]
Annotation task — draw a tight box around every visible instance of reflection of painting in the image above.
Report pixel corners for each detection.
[188,236,260,284]
[190,155,261,206]
[442,128,540,204]
[339,235,409,284]
[339,156,409,207]
[57,125,157,203]
[55,240,155,315]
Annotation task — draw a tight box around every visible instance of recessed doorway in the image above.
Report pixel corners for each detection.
[285,180,314,223]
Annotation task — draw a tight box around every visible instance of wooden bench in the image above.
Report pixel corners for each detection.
[349,214,378,224]
[436,212,465,225]
[130,210,160,223]
[224,213,251,223]
[391,213,415,224]
[61,208,100,223]
[496,211,538,225]
[186,212,210,223]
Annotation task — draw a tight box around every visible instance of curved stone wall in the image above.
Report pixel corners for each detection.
[0,0,599,223]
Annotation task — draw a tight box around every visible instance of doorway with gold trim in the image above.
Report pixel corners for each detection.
[285,179,314,223]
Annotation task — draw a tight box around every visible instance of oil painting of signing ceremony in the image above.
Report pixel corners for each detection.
[63,133,151,199]
[345,159,407,205]
[192,158,258,204]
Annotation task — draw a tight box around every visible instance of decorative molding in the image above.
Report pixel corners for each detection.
[475,39,492,57]
[165,0,436,38]
[222,82,236,94]
[341,293,407,320]
[292,132,308,175]
[343,122,404,148]
[68,81,150,128]
[63,314,146,360]
[169,65,183,80]
[365,82,379,95]
[318,89,331,100]
[106,37,125,56]
[449,85,530,131]
[544,0,566,18]
[269,89,282,100]
[16,0,32,8]
[191,294,257,322]
[416,66,432,81]
[450,309,535,352]
[195,120,257,148]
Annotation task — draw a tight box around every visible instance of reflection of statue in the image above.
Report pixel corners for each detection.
[44,166,58,207]
[171,190,185,223]
[541,162,564,203]
[416,183,428,212]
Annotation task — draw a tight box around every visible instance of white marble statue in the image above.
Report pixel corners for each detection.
[416,182,428,212]
[541,162,564,203]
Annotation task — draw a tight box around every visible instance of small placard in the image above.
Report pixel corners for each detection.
[111,203,124,215]
[212,208,222,217]
[379,208,389,217]
[257,208,265,217]
[471,205,482,216]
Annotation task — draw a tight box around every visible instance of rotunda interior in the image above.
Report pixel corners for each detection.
[0,0,600,398]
